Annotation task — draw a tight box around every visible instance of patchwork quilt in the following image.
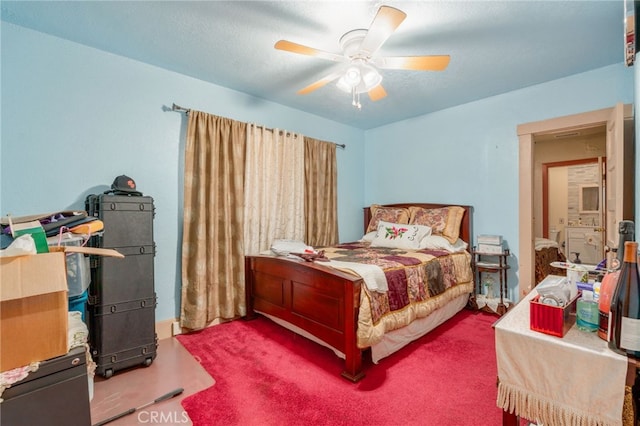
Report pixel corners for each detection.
[322,241,474,348]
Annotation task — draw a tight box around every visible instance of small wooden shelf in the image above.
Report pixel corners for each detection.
[475,294,512,316]
[472,248,510,315]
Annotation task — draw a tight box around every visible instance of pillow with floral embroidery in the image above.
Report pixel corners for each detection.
[366,204,410,234]
[370,221,432,250]
[408,206,465,244]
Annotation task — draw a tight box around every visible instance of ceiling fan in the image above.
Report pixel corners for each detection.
[274,5,450,109]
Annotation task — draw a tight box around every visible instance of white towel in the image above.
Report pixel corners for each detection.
[535,237,558,251]
[326,260,388,292]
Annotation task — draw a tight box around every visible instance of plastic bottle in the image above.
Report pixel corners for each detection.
[608,241,640,357]
[567,264,586,300]
[592,274,602,303]
[577,290,598,332]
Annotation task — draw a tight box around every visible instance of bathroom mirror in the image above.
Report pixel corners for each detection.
[578,184,600,213]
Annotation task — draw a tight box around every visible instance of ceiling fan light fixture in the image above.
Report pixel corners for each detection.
[344,66,362,86]
[335,77,351,93]
[336,61,382,96]
[275,5,449,107]
[360,63,382,88]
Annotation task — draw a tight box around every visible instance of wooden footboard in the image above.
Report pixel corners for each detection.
[245,255,365,381]
[245,202,473,382]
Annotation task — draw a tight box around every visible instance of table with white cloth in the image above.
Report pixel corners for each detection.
[494,275,631,426]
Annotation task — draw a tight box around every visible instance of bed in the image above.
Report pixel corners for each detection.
[534,237,567,285]
[244,203,475,382]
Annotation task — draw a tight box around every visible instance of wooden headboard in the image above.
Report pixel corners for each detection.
[362,203,474,247]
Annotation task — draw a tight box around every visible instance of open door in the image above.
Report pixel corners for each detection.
[598,156,606,258]
[518,104,634,298]
[605,103,635,252]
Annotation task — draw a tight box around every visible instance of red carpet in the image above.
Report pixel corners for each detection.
[176,309,502,426]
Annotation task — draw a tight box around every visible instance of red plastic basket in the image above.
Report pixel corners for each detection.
[529,294,578,337]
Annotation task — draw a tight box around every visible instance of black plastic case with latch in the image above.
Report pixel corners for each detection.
[85,193,157,379]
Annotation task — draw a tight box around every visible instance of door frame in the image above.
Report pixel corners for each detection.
[517,105,632,298]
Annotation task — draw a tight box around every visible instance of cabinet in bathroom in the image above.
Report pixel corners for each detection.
[565,226,603,265]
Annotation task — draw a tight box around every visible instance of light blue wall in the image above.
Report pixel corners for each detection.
[364,63,635,301]
[1,23,365,321]
[2,22,637,319]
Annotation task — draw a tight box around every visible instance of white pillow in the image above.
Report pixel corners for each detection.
[360,231,377,242]
[270,239,313,256]
[370,221,432,250]
[420,235,469,253]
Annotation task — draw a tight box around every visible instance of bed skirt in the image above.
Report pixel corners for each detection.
[256,293,469,365]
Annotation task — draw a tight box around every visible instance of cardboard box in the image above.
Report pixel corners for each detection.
[529,294,578,338]
[1,251,69,371]
[0,246,123,372]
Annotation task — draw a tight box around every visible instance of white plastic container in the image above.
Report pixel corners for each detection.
[47,235,90,297]
[566,264,588,300]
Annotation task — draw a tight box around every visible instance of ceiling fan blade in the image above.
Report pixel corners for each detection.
[275,40,344,62]
[297,71,343,95]
[368,84,387,101]
[373,55,451,71]
[358,6,407,56]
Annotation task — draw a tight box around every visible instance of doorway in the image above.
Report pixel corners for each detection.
[543,157,605,265]
[517,104,634,299]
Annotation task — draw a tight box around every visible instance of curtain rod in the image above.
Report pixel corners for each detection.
[172,103,190,114]
[171,102,346,149]
[250,123,346,149]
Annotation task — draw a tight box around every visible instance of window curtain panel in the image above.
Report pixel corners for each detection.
[243,124,305,255]
[304,137,339,246]
[180,111,247,330]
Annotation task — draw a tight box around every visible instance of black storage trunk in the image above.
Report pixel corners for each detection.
[1,347,91,426]
[85,193,157,379]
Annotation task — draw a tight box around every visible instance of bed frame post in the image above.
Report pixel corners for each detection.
[244,257,257,320]
[341,280,365,382]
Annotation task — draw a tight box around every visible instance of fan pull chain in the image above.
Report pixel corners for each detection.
[351,87,362,110]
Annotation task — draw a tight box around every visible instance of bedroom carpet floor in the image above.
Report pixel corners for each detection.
[88,329,532,426]
[90,337,214,426]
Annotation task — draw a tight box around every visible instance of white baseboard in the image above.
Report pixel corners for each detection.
[156,318,182,340]
[156,317,236,340]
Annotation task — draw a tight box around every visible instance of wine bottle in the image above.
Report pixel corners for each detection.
[597,222,634,341]
[615,220,635,267]
[608,241,640,357]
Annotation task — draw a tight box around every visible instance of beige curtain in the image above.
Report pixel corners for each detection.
[180,111,246,330]
[304,137,339,246]
[243,124,305,254]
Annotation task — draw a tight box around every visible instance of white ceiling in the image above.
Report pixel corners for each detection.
[0,1,627,130]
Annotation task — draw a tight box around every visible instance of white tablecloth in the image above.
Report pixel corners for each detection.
[495,277,628,426]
